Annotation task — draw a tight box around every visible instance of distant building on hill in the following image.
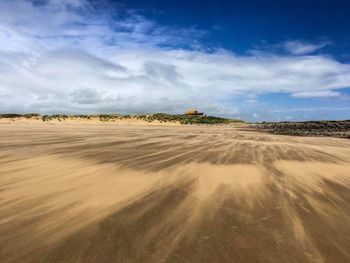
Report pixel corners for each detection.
[185,109,204,116]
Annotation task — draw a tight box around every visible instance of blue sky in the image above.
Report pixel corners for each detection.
[0,0,349,121]
[116,0,350,59]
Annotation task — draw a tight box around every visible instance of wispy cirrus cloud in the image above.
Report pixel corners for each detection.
[283,40,330,55]
[0,0,349,120]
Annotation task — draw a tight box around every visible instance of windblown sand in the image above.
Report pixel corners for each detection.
[0,123,350,263]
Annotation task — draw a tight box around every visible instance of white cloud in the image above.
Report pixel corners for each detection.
[283,40,330,55]
[0,0,349,116]
[270,107,350,113]
[291,90,341,98]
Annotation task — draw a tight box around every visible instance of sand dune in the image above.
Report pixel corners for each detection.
[1,123,350,262]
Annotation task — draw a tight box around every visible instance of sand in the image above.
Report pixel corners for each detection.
[0,122,350,262]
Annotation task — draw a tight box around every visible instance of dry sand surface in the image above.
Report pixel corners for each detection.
[1,122,350,263]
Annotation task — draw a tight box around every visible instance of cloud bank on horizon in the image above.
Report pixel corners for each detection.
[0,0,349,121]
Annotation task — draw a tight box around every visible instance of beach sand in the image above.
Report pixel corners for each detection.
[1,122,350,262]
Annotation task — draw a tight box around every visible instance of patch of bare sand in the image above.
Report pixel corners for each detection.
[275,161,350,194]
[274,161,350,262]
[1,123,350,262]
[176,163,263,200]
[0,155,165,261]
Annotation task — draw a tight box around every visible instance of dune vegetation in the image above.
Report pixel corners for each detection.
[0,113,244,125]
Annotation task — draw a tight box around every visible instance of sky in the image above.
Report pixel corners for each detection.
[0,0,349,121]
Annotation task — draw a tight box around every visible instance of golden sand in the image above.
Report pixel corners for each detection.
[0,122,350,262]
